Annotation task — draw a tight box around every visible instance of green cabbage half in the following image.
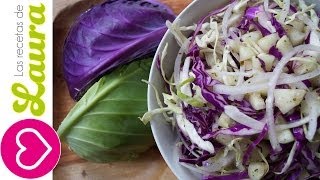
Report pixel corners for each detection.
[58,59,154,162]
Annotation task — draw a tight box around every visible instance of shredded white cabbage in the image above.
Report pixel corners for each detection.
[278,0,290,23]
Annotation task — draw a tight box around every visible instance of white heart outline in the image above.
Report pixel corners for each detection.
[15,128,52,170]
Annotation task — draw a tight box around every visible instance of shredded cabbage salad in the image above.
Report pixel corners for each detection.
[142,0,320,179]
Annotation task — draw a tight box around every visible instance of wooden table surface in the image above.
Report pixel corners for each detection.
[53,0,192,179]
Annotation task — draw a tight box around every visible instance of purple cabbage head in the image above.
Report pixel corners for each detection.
[63,0,175,100]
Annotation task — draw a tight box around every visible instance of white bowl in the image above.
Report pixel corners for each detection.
[147,0,320,179]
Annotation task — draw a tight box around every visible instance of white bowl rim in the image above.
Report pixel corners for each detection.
[147,0,215,179]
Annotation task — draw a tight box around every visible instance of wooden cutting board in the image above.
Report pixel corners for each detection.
[53,0,192,179]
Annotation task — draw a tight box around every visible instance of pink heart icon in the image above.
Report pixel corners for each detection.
[17,130,49,167]
[1,119,61,179]
[15,128,52,170]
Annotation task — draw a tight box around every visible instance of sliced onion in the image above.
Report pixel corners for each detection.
[214,83,266,95]
[279,69,320,84]
[224,105,265,131]
[306,110,318,141]
[304,92,320,141]
[213,68,320,95]
[276,116,311,131]
[219,128,260,136]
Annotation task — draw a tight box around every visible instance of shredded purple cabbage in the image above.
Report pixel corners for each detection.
[284,112,305,141]
[245,6,261,20]
[301,146,320,174]
[179,153,214,166]
[290,5,298,13]
[156,54,161,70]
[228,123,251,132]
[251,20,272,36]
[183,105,218,136]
[286,163,302,180]
[259,58,268,72]
[271,16,286,37]
[269,46,283,59]
[305,32,311,44]
[238,18,250,31]
[242,125,268,165]
[191,46,228,110]
[302,80,312,88]
[232,100,265,120]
